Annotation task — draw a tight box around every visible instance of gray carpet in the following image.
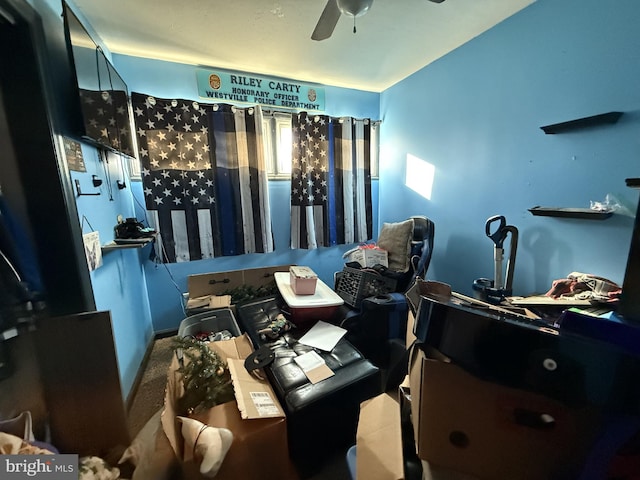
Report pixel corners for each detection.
[127,336,175,438]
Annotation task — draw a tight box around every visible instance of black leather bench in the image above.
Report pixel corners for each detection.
[234,295,381,475]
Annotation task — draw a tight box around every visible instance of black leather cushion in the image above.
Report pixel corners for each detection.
[267,337,369,409]
[236,295,380,408]
[235,295,381,473]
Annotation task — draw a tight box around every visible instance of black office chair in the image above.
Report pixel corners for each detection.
[399,215,435,292]
[338,216,435,391]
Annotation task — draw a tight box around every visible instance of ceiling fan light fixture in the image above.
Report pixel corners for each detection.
[336,0,373,18]
[311,0,374,41]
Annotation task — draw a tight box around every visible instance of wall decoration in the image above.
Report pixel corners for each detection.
[196,68,325,111]
[63,137,86,172]
[290,113,373,249]
[83,231,102,271]
[131,93,274,262]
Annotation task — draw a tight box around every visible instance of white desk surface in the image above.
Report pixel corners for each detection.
[274,272,344,308]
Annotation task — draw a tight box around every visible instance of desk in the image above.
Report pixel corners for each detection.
[507,295,614,323]
[508,294,591,307]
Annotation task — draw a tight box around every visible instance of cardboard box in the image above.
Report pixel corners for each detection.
[161,334,298,479]
[408,346,603,480]
[186,265,291,314]
[345,247,388,268]
[407,310,417,347]
[356,393,404,480]
[354,383,487,480]
[289,266,318,295]
[399,380,476,480]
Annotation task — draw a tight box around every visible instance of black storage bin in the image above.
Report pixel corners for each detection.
[178,308,241,339]
[335,266,397,309]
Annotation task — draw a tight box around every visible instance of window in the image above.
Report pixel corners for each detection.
[262,112,379,180]
[370,121,379,178]
[262,112,292,179]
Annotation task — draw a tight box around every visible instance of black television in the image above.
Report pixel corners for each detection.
[619,178,640,322]
[61,1,135,159]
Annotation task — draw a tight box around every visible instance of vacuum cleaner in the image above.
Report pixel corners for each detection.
[473,215,519,304]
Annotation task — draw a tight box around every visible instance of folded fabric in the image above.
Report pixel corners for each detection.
[0,432,54,455]
[177,416,233,478]
[546,272,622,303]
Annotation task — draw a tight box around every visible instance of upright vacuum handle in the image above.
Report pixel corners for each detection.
[485,215,507,248]
[503,225,519,292]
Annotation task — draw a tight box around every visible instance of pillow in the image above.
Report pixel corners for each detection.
[377,219,414,273]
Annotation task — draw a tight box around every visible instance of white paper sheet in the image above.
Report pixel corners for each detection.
[298,320,347,352]
[293,351,334,384]
[294,350,326,371]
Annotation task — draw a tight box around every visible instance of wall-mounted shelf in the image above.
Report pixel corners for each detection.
[528,206,613,220]
[540,112,623,134]
[626,178,640,189]
[101,237,155,253]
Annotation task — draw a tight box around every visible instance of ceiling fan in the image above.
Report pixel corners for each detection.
[311,0,446,41]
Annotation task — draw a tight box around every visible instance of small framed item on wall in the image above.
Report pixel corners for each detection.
[83,231,102,271]
[63,137,86,172]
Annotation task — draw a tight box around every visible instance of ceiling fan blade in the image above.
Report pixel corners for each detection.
[311,0,341,41]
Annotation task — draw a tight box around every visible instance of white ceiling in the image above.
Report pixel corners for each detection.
[71,0,535,93]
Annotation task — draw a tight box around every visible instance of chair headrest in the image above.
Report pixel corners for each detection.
[410,216,433,242]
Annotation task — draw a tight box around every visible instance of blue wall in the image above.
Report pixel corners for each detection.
[27,0,156,400]
[28,0,380,397]
[29,0,640,400]
[379,0,640,298]
[70,144,155,399]
[114,55,381,333]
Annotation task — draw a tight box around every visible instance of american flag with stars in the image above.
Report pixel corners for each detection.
[79,88,135,157]
[132,92,220,262]
[131,92,274,262]
[290,111,330,248]
[290,112,373,249]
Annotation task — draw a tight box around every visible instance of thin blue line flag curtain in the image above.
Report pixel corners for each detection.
[132,93,273,262]
[290,112,372,249]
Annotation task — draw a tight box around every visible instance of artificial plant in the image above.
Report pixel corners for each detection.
[171,336,235,415]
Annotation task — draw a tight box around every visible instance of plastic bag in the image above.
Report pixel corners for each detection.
[590,193,635,217]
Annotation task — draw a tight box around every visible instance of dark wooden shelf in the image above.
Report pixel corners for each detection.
[529,206,613,220]
[626,178,640,189]
[101,237,155,253]
[540,111,623,134]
